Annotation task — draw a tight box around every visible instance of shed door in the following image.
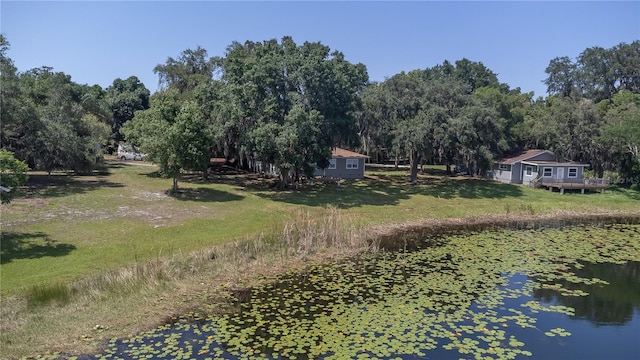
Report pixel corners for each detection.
[556,167,564,180]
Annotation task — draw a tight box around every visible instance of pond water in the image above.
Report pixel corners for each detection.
[89,224,640,359]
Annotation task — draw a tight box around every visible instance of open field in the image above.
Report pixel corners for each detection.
[1,161,639,358]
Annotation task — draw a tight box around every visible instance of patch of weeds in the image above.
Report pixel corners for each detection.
[26,282,73,307]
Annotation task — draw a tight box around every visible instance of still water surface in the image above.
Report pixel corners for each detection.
[91,225,640,359]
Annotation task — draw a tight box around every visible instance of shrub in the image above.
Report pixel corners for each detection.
[0,149,29,203]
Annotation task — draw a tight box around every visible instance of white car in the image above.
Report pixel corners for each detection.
[117,145,146,161]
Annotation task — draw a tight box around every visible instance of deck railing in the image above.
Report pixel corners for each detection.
[538,177,610,188]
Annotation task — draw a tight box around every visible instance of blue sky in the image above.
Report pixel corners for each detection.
[2,1,639,98]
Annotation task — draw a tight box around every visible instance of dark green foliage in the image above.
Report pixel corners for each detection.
[360,64,509,181]
[213,37,367,188]
[1,37,113,174]
[544,41,640,102]
[154,46,217,94]
[599,91,640,183]
[105,76,150,141]
[121,91,213,193]
[0,149,29,203]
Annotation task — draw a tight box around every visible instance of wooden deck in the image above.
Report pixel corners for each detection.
[536,178,610,194]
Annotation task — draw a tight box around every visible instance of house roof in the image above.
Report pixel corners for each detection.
[332,147,369,159]
[499,149,552,164]
[522,160,589,167]
[500,149,589,167]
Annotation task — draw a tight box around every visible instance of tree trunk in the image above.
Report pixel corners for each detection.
[172,175,179,194]
[202,162,209,180]
[277,168,290,190]
[409,150,420,185]
[446,163,452,174]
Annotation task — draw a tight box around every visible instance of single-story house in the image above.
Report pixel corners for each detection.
[490,149,589,185]
[314,147,369,179]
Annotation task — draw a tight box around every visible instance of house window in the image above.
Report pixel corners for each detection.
[543,167,553,177]
[499,163,510,171]
[568,167,578,178]
[525,166,532,176]
[346,159,358,169]
[328,159,336,169]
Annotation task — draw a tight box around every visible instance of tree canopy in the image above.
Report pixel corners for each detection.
[105,76,150,141]
[2,34,639,192]
[544,41,640,102]
[1,35,133,175]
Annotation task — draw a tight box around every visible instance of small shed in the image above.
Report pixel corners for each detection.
[314,147,369,179]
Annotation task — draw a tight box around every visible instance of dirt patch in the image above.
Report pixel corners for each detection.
[1,187,220,228]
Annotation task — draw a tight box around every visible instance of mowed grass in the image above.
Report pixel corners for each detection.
[1,164,289,295]
[2,162,639,296]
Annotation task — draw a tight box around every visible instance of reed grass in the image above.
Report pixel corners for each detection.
[25,282,73,307]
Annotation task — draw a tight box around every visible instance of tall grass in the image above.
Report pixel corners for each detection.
[25,282,72,307]
[24,208,374,307]
[280,208,373,255]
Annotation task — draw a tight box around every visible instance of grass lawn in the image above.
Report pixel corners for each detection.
[1,160,639,357]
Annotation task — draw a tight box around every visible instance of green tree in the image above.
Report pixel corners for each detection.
[544,41,640,102]
[612,41,640,94]
[451,58,502,92]
[3,64,112,174]
[518,97,558,150]
[154,47,218,94]
[360,62,511,179]
[600,91,640,183]
[20,67,108,174]
[452,103,506,175]
[473,86,533,152]
[105,76,150,141]
[251,106,328,188]
[356,82,395,162]
[0,34,21,138]
[544,56,578,97]
[578,46,618,102]
[0,149,29,203]
[122,91,212,193]
[383,71,431,184]
[0,35,38,163]
[210,37,367,188]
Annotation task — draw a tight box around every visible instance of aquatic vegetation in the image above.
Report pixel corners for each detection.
[91,224,640,359]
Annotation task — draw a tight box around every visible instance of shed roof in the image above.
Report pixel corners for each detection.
[499,149,551,164]
[332,147,369,159]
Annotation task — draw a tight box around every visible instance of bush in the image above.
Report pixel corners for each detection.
[0,149,29,203]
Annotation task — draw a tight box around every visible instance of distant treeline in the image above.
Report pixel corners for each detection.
[1,35,638,189]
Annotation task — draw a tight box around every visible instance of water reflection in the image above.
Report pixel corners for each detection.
[534,261,640,326]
